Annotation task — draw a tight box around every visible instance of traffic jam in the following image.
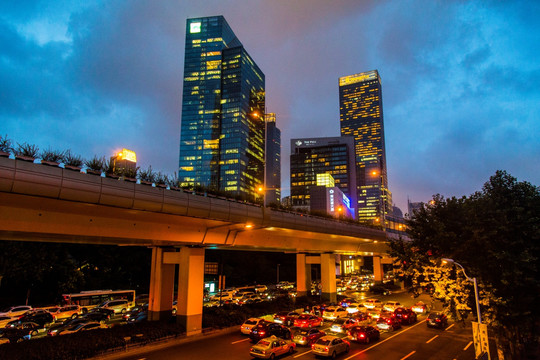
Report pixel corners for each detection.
[239,297,444,359]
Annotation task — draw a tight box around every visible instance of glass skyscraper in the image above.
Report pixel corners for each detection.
[265,113,281,205]
[179,16,265,200]
[339,70,392,223]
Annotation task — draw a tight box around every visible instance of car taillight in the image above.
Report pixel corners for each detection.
[360,333,365,338]
[436,319,440,322]
[325,347,329,352]
[387,319,391,324]
[404,315,408,318]
[260,331,266,336]
[311,344,315,349]
[302,336,306,341]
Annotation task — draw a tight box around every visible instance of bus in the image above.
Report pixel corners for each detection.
[61,290,136,313]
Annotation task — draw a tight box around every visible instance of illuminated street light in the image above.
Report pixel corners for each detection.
[441,258,482,324]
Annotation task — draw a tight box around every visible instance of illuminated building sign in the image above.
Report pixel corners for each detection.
[190,22,201,33]
[342,193,351,209]
[329,189,335,211]
[294,139,319,147]
[339,70,378,86]
[117,148,137,162]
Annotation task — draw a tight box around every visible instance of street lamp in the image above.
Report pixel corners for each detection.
[441,258,482,324]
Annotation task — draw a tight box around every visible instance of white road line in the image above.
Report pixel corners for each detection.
[231,338,250,344]
[445,323,455,331]
[426,335,439,343]
[344,319,427,360]
[401,351,416,360]
[293,349,312,358]
[464,341,473,351]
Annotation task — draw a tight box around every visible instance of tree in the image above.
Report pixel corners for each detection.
[390,171,539,360]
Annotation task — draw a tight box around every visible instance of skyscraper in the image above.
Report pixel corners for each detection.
[264,113,281,205]
[339,70,392,223]
[290,136,357,216]
[179,16,265,200]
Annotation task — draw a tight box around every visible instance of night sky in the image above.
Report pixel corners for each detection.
[1,0,538,212]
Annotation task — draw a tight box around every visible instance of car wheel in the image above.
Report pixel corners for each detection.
[121,309,127,314]
[289,346,294,354]
[71,314,78,319]
[269,354,275,360]
[345,345,350,353]
[331,351,337,359]
[31,330,38,336]
[366,336,370,344]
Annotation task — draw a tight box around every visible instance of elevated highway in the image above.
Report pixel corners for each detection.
[0,156,392,335]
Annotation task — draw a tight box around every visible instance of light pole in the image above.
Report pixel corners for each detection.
[441,258,482,324]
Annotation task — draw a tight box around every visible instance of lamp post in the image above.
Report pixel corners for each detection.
[441,258,482,324]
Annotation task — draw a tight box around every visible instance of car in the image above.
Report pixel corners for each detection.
[57,321,107,335]
[322,306,348,321]
[362,299,382,309]
[351,311,372,324]
[293,314,323,328]
[273,311,301,326]
[347,325,380,344]
[240,293,261,304]
[393,308,417,325]
[50,305,82,322]
[254,285,268,293]
[249,322,292,343]
[123,304,148,321]
[369,285,392,295]
[127,311,147,323]
[411,301,428,314]
[241,318,266,335]
[17,309,53,327]
[345,303,365,314]
[311,335,350,358]
[376,316,402,331]
[1,321,41,342]
[330,317,359,333]
[47,317,89,336]
[249,335,296,359]
[340,298,355,307]
[81,307,114,322]
[0,305,33,318]
[383,301,403,312]
[426,312,448,329]
[98,299,130,314]
[0,315,14,328]
[292,328,325,346]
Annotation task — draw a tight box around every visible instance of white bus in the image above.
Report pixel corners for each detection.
[61,290,136,313]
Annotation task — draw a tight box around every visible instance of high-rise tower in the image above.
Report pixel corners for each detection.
[264,113,281,205]
[179,16,265,200]
[339,70,391,223]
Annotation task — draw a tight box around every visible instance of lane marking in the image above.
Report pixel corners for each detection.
[426,335,439,343]
[293,349,312,358]
[344,319,427,359]
[445,323,455,331]
[231,338,250,344]
[464,341,473,351]
[401,351,416,360]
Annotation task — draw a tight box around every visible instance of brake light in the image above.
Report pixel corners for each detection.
[260,330,266,336]
[359,334,365,338]
[387,319,391,324]
[436,319,440,322]
[404,315,408,318]
[311,344,315,349]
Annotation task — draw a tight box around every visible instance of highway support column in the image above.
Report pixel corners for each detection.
[177,246,205,336]
[148,247,175,321]
[373,255,384,284]
[296,253,311,297]
[320,253,337,303]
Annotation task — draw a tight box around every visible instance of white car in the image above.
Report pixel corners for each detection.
[383,301,403,312]
[250,335,296,359]
[0,315,14,328]
[362,299,382,309]
[241,318,265,335]
[322,306,348,321]
[346,303,365,314]
[0,305,33,318]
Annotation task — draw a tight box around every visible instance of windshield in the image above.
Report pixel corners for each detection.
[244,320,258,325]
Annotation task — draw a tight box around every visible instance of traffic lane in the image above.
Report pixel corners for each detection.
[342,320,476,360]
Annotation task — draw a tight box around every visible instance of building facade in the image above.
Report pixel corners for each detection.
[290,136,357,216]
[179,16,265,200]
[339,70,392,223]
[264,113,281,205]
[310,174,355,219]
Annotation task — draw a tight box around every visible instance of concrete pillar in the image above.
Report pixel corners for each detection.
[148,247,175,321]
[177,246,205,336]
[373,256,384,284]
[296,254,311,297]
[320,253,337,303]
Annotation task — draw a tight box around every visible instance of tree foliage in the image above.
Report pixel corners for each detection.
[390,170,539,359]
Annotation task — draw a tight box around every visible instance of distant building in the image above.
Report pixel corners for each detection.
[392,206,403,218]
[265,113,281,205]
[407,200,423,218]
[339,70,392,224]
[110,148,137,175]
[310,174,354,219]
[179,16,265,201]
[290,136,357,217]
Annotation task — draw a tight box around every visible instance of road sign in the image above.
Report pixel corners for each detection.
[472,322,491,360]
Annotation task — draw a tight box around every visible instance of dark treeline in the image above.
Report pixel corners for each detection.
[0,241,298,308]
